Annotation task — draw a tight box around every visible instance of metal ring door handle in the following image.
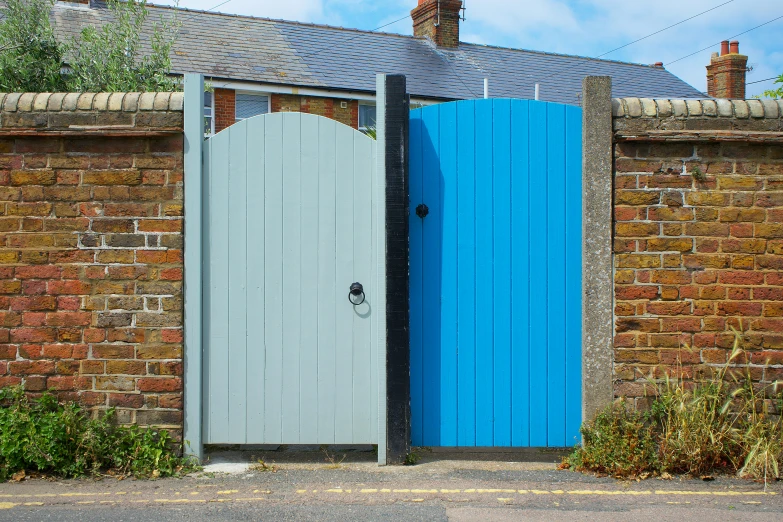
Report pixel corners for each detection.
[349,282,365,306]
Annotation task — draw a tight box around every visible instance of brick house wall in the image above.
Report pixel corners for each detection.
[0,92,185,436]
[213,88,236,135]
[271,94,359,129]
[611,98,783,406]
[213,89,360,134]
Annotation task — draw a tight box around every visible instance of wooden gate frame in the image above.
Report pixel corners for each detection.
[183,74,410,465]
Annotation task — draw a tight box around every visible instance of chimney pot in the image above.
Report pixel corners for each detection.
[654,62,664,68]
[707,40,748,99]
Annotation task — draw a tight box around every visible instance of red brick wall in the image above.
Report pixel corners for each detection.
[271,94,359,129]
[214,88,236,134]
[0,92,185,434]
[612,98,783,406]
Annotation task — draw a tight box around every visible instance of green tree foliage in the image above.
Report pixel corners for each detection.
[0,0,67,92]
[68,0,179,92]
[0,0,179,93]
[762,74,783,99]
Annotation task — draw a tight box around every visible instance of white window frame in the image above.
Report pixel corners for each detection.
[204,91,215,136]
[235,90,271,123]
[358,101,377,133]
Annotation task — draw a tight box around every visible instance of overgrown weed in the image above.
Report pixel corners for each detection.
[564,329,783,482]
[0,387,197,481]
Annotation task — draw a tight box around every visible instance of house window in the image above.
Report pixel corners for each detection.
[204,91,214,136]
[236,93,269,121]
[359,103,376,132]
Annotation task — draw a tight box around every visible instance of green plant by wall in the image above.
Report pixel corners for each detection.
[563,330,783,482]
[0,387,196,481]
[0,0,180,93]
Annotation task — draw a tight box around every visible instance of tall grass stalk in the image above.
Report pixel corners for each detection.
[565,329,783,482]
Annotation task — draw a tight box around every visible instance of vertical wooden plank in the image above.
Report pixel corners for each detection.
[299,115,320,444]
[528,101,548,447]
[369,136,382,444]
[510,100,531,447]
[263,113,285,443]
[200,138,211,445]
[547,104,567,447]
[334,123,355,442]
[439,102,458,447]
[492,100,512,447]
[421,105,441,446]
[183,74,203,459]
[228,122,248,443]
[409,109,424,446]
[317,118,338,444]
[282,113,303,442]
[352,132,374,443]
[208,130,230,443]
[456,101,476,447]
[565,105,584,446]
[474,99,494,447]
[245,116,266,442]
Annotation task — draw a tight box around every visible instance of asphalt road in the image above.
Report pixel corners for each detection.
[1,449,781,521]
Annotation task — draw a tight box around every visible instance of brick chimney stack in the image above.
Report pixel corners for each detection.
[706,40,748,99]
[411,0,463,48]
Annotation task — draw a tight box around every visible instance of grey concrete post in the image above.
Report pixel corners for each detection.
[581,76,614,425]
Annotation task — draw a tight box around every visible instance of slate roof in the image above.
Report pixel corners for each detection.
[51,1,706,104]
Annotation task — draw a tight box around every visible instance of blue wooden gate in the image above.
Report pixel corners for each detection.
[409,99,583,448]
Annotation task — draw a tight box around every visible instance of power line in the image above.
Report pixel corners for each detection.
[494,0,737,98]
[443,54,479,99]
[612,13,783,95]
[207,0,233,11]
[531,1,736,85]
[747,76,780,86]
[666,14,783,66]
[296,14,412,60]
[584,1,736,64]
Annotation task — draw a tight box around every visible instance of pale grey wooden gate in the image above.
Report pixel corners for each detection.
[201,111,380,445]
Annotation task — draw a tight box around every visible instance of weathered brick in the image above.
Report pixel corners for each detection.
[647,238,693,252]
[646,301,692,316]
[137,377,182,392]
[10,170,56,186]
[650,270,692,285]
[106,361,146,375]
[716,301,763,316]
[82,171,142,185]
[685,222,729,237]
[615,190,660,206]
[91,219,135,234]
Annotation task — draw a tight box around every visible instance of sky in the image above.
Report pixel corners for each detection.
[153,0,782,97]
